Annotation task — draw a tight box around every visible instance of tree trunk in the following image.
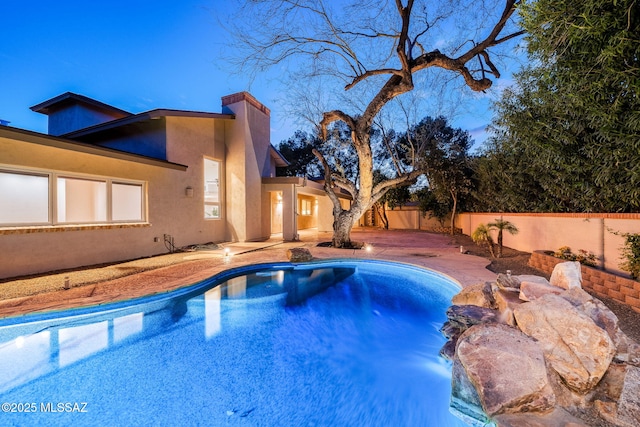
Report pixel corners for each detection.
[332,210,357,248]
[487,241,496,258]
[374,203,389,229]
[449,190,458,235]
[497,230,503,258]
[381,206,389,230]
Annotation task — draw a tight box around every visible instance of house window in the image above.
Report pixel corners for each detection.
[0,170,49,225]
[301,199,311,216]
[112,182,144,222]
[0,166,146,227]
[204,158,221,219]
[57,177,107,223]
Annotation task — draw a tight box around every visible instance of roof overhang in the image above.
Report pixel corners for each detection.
[63,109,235,139]
[0,126,188,171]
[262,176,352,199]
[270,145,289,167]
[30,92,132,117]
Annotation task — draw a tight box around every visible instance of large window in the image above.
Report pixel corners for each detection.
[112,182,144,222]
[57,177,107,223]
[204,158,220,219]
[300,199,312,216]
[0,167,145,227]
[0,171,49,225]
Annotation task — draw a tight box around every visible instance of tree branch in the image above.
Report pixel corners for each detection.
[319,110,356,140]
[312,148,343,207]
[371,170,422,203]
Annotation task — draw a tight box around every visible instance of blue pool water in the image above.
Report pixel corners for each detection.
[0,260,467,426]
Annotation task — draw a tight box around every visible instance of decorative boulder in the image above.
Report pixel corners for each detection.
[616,365,640,426]
[519,280,564,302]
[493,408,589,427]
[286,247,313,262]
[496,273,521,291]
[593,364,640,427]
[446,304,504,329]
[559,287,624,347]
[452,282,497,309]
[493,289,524,327]
[549,261,582,290]
[514,293,616,393]
[518,275,553,286]
[456,323,556,416]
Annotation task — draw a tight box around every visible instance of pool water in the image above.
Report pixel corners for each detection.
[0,260,467,426]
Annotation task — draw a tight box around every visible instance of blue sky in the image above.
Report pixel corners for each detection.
[0,0,520,147]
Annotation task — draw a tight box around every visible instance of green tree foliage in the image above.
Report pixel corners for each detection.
[620,233,640,280]
[411,117,474,234]
[276,131,323,177]
[415,187,450,227]
[277,124,358,180]
[372,170,412,229]
[473,0,640,212]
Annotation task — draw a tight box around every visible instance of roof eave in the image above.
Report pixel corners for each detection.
[0,126,187,171]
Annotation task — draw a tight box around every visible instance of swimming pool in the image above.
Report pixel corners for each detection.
[0,259,467,426]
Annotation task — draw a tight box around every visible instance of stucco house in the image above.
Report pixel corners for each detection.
[0,91,347,279]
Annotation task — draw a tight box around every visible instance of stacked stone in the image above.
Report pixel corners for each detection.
[441,261,640,427]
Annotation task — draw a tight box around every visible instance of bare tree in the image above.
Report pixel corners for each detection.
[228,0,524,247]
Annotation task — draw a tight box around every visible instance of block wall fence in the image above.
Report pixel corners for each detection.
[529,251,640,313]
[456,212,640,277]
[379,208,640,311]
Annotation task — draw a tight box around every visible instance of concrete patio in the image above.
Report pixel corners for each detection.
[0,229,497,319]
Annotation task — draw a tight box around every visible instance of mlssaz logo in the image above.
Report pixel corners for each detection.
[40,402,88,413]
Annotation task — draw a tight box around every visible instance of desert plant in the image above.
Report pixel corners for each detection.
[488,219,519,258]
[472,224,496,258]
[620,233,640,280]
[553,246,598,267]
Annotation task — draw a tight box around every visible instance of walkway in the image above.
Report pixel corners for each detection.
[0,229,497,319]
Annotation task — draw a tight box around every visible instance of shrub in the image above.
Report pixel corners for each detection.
[553,246,598,267]
[620,233,640,280]
[472,224,496,258]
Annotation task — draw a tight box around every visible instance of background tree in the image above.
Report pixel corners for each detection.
[276,131,323,177]
[415,187,450,227]
[411,117,474,234]
[229,0,524,247]
[473,0,640,212]
[372,170,412,229]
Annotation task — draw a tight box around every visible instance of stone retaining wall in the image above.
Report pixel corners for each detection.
[529,250,640,313]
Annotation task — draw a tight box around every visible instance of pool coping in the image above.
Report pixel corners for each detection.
[0,230,497,320]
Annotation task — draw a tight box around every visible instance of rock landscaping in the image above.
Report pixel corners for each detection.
[441,261,640,426]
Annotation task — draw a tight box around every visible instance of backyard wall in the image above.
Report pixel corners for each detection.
[381,205,448,231]
[457,213,640,278]
[529,250,640,313]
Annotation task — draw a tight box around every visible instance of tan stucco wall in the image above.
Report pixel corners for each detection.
[0,115,238,279]
[386,208,419,230]
[457,213,640,276]
[367,206,444,230]
[165,116,227,244]
[0,136,185,278]
[317,194,336,233]
[223,94,272,242]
